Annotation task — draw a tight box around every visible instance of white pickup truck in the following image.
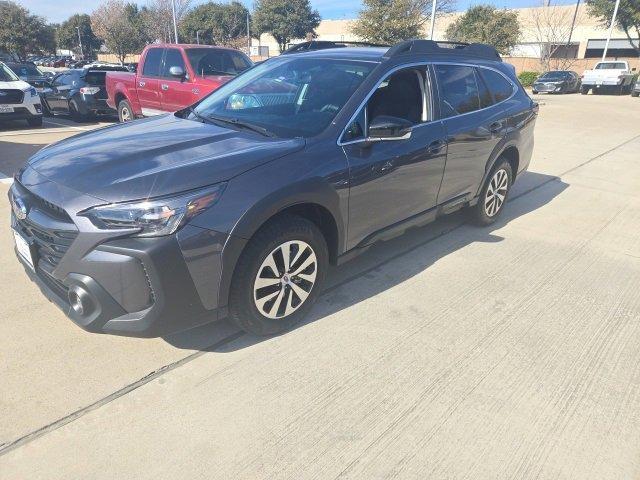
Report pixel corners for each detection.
[581,61,637,95]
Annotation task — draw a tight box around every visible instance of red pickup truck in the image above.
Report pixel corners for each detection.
[106,44,253,122]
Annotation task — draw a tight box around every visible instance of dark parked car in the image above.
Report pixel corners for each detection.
[5,61,49,91]
[10,40,537,337]
[532,70,581,94]
[40,66,128,120]
[631,77,640,97]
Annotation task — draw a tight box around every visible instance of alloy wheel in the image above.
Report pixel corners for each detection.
[120,106,131,122]
[253,240,317,319]
[484,168,509,217]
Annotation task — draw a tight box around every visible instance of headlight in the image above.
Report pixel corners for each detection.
[80,183,226,237]
[29,87,38,97]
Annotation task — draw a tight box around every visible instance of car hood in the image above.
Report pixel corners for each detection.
[0,80,30,90]
[24,114,305,203]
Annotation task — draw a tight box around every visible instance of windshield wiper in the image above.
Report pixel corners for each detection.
[205,115,276,138]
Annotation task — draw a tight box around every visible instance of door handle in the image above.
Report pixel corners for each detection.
[427,139,445,154]
[161,84,169,91]
[138,81,145,87]
[489,122,503,134]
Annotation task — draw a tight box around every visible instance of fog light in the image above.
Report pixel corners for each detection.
[35,104,42,113]
[68,286,93,317]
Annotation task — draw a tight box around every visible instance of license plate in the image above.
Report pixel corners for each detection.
[0,105,15,113]
[13,230,34,270]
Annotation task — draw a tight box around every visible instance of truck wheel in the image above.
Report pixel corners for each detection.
[229,214,328,336]
[117,99,134,123]
[632,91,640,98]
[470,160,513,226]
[580,86,589,95]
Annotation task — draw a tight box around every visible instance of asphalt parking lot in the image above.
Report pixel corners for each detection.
[1,94,640,479]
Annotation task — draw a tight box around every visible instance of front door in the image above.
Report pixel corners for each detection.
[159,47,195,113]
[342,66,447,249]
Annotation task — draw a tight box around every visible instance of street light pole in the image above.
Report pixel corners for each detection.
[429,0,438,40]
[602,0,621,60]
[171,0,179,44]
[196,30,200,44]
[247,12,251,53]
[76,26,83,58]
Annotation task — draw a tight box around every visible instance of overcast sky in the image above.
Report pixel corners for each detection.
[22,0,577,24]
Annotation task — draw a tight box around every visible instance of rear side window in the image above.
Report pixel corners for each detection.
[142,48,163,77]
[161,48,185,77]
[478,68,513,103]
[186,48,252,76]
[435,64,480,118]
[475,69,493,109]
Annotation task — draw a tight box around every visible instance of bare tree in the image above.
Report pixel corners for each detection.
[143,0,193,43]
[526,1,582,71]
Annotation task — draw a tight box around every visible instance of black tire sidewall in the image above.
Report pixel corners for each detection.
[229,215,328,336]
[118,99,133,123]
[471,160,513,226]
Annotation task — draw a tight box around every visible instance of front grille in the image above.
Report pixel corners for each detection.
[15,216,78,270]
[0,89,24,104]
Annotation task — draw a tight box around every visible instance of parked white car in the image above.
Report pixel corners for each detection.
[0,61,43,127]
[581,61,637,95]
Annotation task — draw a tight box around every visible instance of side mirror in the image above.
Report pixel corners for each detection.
[368,115,413,141]
[169,66,185,78]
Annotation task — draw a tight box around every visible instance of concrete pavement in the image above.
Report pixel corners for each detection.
[1,94,640,479]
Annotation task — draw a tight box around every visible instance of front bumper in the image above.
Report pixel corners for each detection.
[10,178,234,337]
[532,82,564,92]
[0,103,42,121]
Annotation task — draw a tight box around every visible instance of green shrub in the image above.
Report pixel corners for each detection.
[518,71,540,87]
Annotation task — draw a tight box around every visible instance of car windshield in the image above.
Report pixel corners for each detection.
[0,63,19,81]
[186,48,252,76]
[9,63,42,77]
[192,57,375,138]
[540,71,569,80]
[595,62,626,70]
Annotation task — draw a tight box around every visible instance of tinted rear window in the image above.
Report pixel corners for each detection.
[8,63,41,77]
[186,48,252,76]
[435,64,480,118]
[478,68,513,103]
[596,62,626,70]
[143,48,163,76]
[83,71,106,85]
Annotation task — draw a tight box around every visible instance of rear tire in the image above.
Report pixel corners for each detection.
[581,86,589,95]
[229,215,328,336]
[117,99,134,123]
[69,99,88,122]
[26,116,43,127]
[470,160,513,226]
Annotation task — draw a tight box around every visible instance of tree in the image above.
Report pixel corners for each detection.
[180,2,250,47]
[526,2,582,71]
[587,0,640,56]
[143,0,193,43]
[57,14,100,58]
[92,0,150,64]
[253,0,320,52]
[352,0,456,44]
[445,5,520,55]
[0,1,55,60]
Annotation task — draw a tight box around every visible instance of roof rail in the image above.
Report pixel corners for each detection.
[384,39,501,61]
[282,40,390,55]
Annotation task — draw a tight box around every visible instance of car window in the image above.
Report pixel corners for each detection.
[0,63,19,81]
[83,71,107,86]
[475,69,493,109]
[161,48,185,77]
[366,68,424,126]
[142,48,164,77]
[186,48,252,76]
[53,73,76,87]
[343,108,367,143]
[9,63,41,77]
[595,62,626,70]
[478,68,513,103]
[435,64,480,118]
[193,57,374,138]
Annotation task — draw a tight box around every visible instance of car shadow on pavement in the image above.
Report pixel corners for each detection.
[164,171,569,352]
[0,140,49,178]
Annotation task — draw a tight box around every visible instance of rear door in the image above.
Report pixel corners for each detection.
[434,64,511,204]
[47,72,77,112]
[159,47,195,113]
[137,47,163,115]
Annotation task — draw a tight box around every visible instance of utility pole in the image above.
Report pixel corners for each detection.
[247,12,251,53]
[429,0,437,40]
[76,26,83,58]
[602,0,621,60]
[565,0,580,59]
[171,0,179,44]
[196,30,201,44]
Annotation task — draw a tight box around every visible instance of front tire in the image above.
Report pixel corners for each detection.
[229,215,328,336]
[581,86,589,95]
[26,116,43,127]
[470,160,513,226]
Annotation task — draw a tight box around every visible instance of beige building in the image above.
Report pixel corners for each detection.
[253,3,640,72]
